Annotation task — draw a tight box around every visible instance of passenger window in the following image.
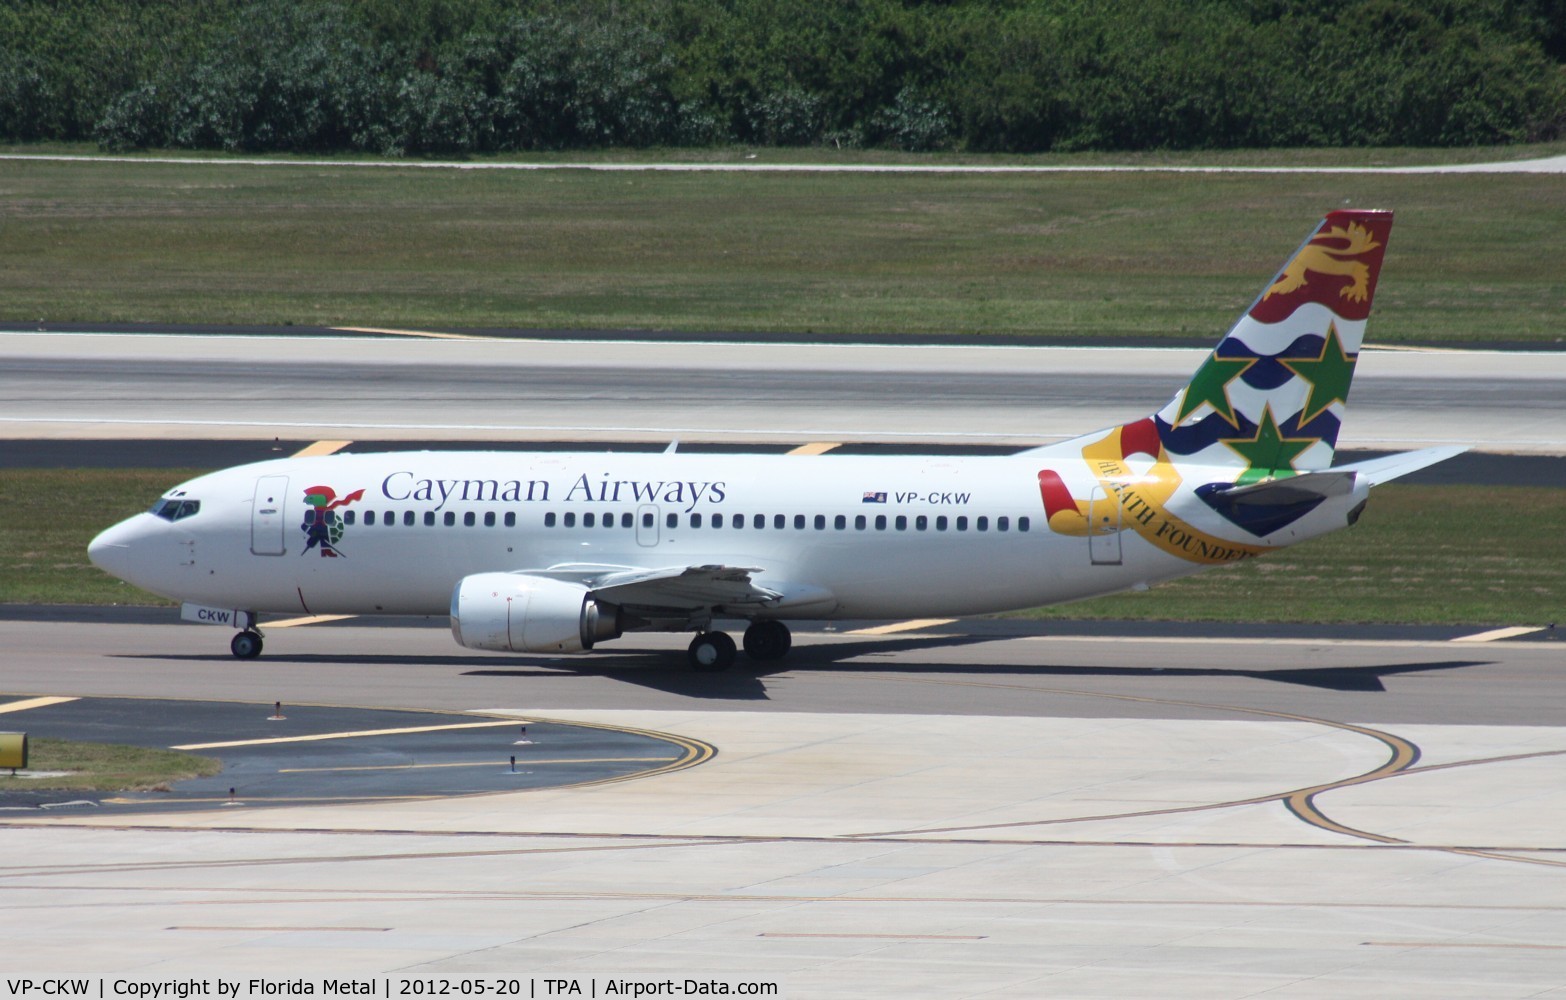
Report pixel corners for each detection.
[641,512,653,528]
[713,513,724,529]
[773,514,785,529]
[544,512,556,527]
[667,513,678,528]
[936,515,948,531]
[484,511,495,527]
[956,516,968,531]
[834,515,846,530]
[344,511,357,525]
[404,510,415,527]
[998,516,1010,532]
[564,512,576,527]
[895,515,907,531]
[874,515,886,530]
[583,513,595,528]
[1018,516,1030,532]
[854,515,866,530]
[814,514,826,530]
[977,516,989,531]
[794,514,806,530]
[464,512,476,527]
[916,515,928,531]
[733,514,744,530]
[424,511,436,527]
[692,513,703,528]
[444,512,456,527]
[504,512,515,527]
[754,514,765,529]
[621,512,633,528]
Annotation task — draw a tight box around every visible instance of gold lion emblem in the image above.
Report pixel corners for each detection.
[1264,222,1381,303]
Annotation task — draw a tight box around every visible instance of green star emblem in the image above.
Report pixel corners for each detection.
[1174,352,1257,427]
[1281,323,1358,426]
[1220,405,1316,486]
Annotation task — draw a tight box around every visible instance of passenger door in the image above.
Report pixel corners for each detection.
[251,476,289,556]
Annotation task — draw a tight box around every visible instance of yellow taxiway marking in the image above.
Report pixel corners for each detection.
[1451,626,1546,643]
[264,614,357,629]
[291,439,352,458]
[847,618,958,636]
[332,326,489,341]
[171,720,521,751]
[279,756,677,773]
[0,696,78,715]
[787,442,840,455]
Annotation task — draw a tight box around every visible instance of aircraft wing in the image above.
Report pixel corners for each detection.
[521,562,797,612]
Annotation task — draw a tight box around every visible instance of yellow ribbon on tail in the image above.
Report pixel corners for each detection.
[1038,419,1273,565]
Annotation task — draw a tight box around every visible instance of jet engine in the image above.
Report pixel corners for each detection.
[450,573,622,653]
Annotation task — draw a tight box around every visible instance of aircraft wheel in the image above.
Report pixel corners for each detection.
[743,620,792,661]
[688,631,736,671]
[230,630,264,660]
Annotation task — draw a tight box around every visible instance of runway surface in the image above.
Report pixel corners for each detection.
[3,331,1564,452]
[3,618,1566,995]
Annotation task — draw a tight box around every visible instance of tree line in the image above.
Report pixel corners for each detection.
[3,0,1563,155]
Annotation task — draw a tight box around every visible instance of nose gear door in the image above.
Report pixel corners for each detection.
[251,475,289,555]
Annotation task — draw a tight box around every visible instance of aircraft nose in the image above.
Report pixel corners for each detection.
[88,516,152,582]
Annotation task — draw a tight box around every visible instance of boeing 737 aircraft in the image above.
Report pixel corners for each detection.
[90,209,1461,670]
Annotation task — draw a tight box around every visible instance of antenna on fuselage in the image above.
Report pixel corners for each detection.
[664,440,680,454]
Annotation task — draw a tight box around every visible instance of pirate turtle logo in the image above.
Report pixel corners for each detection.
[301,484,364,557]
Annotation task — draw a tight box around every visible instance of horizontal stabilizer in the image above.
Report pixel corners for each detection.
[1333,445,1469,486]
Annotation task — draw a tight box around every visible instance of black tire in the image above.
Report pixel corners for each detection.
[688,631,737,671]
[230,630,263,659]
[743,620,792,661]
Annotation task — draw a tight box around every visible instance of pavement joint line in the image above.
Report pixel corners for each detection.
[847,618,958,636]
[1361,940,1566,950]
[278,757,679,773]
[0,696,78,715]
[786,442,840,455]
[289,439,353,458]
[264,614,357,629]
[1451,625,1546,643]
[170,719,521,750]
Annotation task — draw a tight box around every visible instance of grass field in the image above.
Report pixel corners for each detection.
[6,738,221,792]
[4,468,1559,626]
[2,147,1563,342]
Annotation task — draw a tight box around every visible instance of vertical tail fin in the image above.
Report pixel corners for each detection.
[1153,209,1392,481]
[1032,210,1399,555]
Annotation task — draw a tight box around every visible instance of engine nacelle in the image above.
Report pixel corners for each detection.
[450,573,622,653]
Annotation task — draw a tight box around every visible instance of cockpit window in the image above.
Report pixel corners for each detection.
[150,499,201,521]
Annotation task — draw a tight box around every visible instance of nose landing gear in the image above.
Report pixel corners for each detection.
[230,629,264,659]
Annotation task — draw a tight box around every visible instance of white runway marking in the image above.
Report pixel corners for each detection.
[5,152,1565,174]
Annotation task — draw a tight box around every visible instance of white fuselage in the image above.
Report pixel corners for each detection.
[88,448,1366,623]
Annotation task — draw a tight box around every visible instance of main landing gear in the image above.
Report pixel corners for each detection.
[687,621,792,671]
[230,629,264,659]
